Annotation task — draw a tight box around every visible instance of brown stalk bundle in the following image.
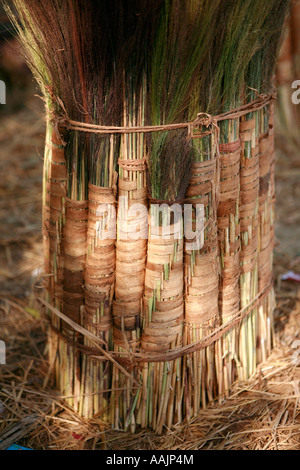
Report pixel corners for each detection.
[81,183,116,418]
[182,1,290,418]
[256,102,276,363]
[103,3,163,431]
[184,135,220,412]
[141,201,185,431]
[238,107,260,381]
[7,0,291,434]
[136,0,223,432]
[46,131,68,392]
[183,0,272,412]
[217,123,242,393]
[112,144,148,431]
[6,0,125,416]
[238,0,290,380]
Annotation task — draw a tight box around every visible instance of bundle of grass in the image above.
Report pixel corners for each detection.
[109,2,162,431]
[226,0,288,386]
[214,3,260,392]
[137,0,223,431]
[6,0,77,400]
[8,0,164,424]
[7,0,290,433]
[184,0,273,405]
[183,1,242,409]
[213,1,289,390]
[7,0,125,417]
[243,0,290,369]
[77,4,122,419]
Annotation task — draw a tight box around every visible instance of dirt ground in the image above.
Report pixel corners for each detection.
[0,73,300,449]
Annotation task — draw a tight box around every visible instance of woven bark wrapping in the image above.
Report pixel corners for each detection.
[58,198,87,410]
[84,183,116,334]
[79,184,116,417]
[269,103,275,201]
[113,161,148,349]
[237,113,260,379]
[183,154,220,413]
[47,132,68,399]
[239,117,259,277]
[254,103,276,365]
[258,105,275,293]
[142,210,184,353]
[185,159,219,326]
[48,131,67,300]
[62,198,88,325]
[218,139,241,320]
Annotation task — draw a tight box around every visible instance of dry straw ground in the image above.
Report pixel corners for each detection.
[0,83,300,450]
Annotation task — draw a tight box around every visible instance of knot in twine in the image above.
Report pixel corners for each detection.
[189,112,220,141]
[195,112,215,128]
[248,86,277,104]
